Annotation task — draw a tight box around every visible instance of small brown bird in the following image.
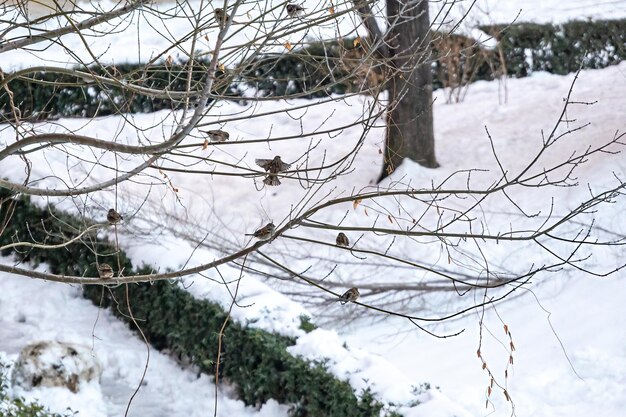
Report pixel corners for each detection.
[263,174,282,186]
[203,129,230,142]
[256,155,291,185]
[286,4,305,18]
[98,263,114,279]
[214,8,230,25]
[107,208,123,224]
[339,287,360,305]
[256,155,291,173]
[256,156,291,186]
[245,222,276,241]
[336,232,350,247]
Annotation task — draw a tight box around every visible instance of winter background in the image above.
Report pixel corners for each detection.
[1,0,625,416]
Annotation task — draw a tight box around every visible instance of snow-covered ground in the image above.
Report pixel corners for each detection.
[0,262,290,417]
[1,62,623,416]
[345,271,626,417]
[1,1,626,416]
[340,63,626,417]
[3,0,626,71]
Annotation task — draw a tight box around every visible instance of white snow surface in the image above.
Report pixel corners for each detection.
[0,261,290,417]
[2,0,625,71]
[1,1,626,416]
[1,62,624,416]
[350,274,626,417]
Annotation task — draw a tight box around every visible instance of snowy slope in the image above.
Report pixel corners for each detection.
[0,261,289,417]
[344,274,626,417]
[1,1,625,416]
[342,65,626,417]
[1,62,623,417]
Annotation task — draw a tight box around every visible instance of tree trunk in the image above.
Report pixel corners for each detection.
[379,0,439,182]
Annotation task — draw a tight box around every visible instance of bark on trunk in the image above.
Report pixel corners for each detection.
[379,0,439,182]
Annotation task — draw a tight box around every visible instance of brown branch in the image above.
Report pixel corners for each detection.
[0,0,150,54]
[352,0,389,58]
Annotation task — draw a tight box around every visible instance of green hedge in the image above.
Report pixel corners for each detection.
[480,19,626,77]
[238,37,357,98]
[0,62,242,122]
[85,280,388,416]
[237,18,626,94]
[0,188,399,417]
[3,19,623,120]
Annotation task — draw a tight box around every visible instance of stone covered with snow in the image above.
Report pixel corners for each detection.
[12,341,102,393]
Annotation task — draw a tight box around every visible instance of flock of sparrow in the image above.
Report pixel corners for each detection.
[98,210,359,304]
[96,209,123,279]
[200,131,292,186]
[240,228,358,304]
[214,3,305,26]
[97,6,361,305]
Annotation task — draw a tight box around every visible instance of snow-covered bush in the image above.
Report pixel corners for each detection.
[3,18,622,122]
[11,341,101,394]
[0,359,76,417]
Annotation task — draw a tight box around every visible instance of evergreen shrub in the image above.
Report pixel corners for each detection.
[2,19,623,121]
[0,61,242,122]
[0,188,396,417]
[480,19,626,77]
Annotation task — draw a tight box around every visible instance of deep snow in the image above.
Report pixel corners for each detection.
[1,0,625,416]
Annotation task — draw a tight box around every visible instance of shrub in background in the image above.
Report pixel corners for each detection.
[2,19,623,121]
[0,62,243,122]
[481,19,626,77]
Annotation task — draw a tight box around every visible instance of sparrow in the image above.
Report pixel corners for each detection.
[336,232,350,247]
[256,155,291,186]
[107,208,123,224]
[286,4,305,17]
[245,222,276,241]
[98,263,114,279]
[203,129,230,142]
[214,8,230,25]
[263,174,282,186]
[255,155,291,173]
[338,287,360,305]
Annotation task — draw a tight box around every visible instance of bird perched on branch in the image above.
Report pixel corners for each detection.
[256,156,291,186]
[98,263,114,279]
[336,232,350,247]
[214,8,232,25]
[338,287,360,305]
[203,129,230,142]
[107,208,123,224]
[286,4,305,18]
[245,222,276,241]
